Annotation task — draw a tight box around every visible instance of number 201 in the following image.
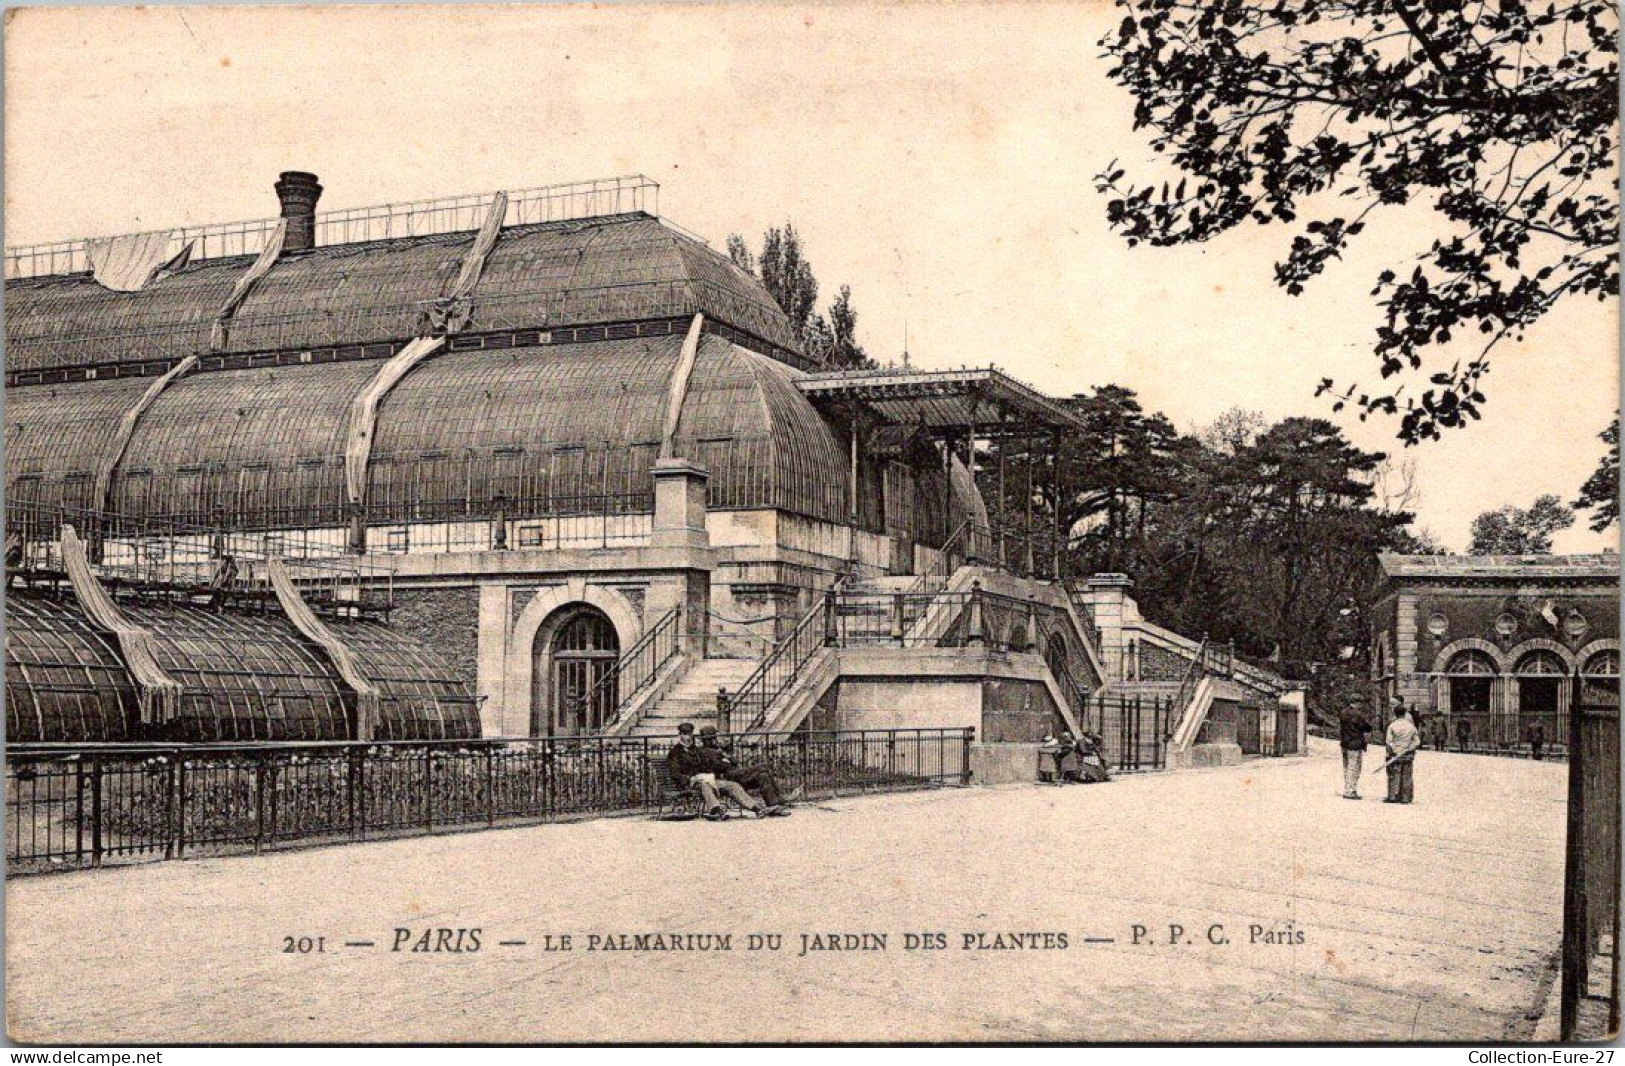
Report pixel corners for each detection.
[282,936,326,954]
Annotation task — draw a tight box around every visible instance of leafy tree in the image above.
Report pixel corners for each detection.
[1097,0,1619,443]
[1057,386,1186,571]
[823,285,872,369]
[1207,418,1409,662]
[757,223,820,336]
[725,234,756,275]
[1467,493,1575,553]
[727,226,873,368]
[1197,407,1267,456]
[1573,414,1619,532]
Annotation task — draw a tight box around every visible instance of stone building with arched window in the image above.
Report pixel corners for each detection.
[1371,553,1620,753]
[6,171,1145,754]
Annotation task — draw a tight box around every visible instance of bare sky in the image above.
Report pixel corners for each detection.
[5,3,1618,551]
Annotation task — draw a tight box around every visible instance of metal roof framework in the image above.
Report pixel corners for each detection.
[794,367,1087,437]
[795,367,1085,579]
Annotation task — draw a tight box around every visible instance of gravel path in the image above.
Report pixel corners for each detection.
[6,742,1567,1043]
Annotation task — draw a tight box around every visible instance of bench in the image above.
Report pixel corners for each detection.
[648,756,748,820]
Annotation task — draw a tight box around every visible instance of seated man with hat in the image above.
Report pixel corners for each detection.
[698,725,792,817]
[665,723,785,820]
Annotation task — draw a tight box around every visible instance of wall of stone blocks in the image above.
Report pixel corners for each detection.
[387,586,480,692]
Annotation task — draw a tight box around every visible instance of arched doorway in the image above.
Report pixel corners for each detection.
[532,606,620,735]
[1444,649,1496,750]
[1515,649,1567,750]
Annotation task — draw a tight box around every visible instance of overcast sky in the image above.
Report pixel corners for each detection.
[6,3,1618,551]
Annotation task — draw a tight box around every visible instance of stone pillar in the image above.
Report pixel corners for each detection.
[346,503,366,555]
[651,458,711,656]
[652,458,710,550]
[476,583,509,737]
[1084,573,1134,683]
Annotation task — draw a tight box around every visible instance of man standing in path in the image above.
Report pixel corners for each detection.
[1338,698,1373,800]
[1384,702,1421,804]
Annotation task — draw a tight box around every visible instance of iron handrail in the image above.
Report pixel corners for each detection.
[720,591,832,733]
[907,518,973,597]
[594,606,683,732]
[1173,637,1210,722]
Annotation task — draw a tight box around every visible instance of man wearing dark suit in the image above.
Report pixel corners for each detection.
[699,726,792,816]
[1338,699,1373,800]
[666,723,774,820]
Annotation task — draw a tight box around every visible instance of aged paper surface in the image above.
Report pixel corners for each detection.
[3,2,1619,1046]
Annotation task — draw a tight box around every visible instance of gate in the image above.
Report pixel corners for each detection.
[1235,701,1261,755]
[1561,675,1620,1038]
[1088,693,1170,772]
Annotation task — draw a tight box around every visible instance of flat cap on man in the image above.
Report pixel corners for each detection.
[677,722,695,735]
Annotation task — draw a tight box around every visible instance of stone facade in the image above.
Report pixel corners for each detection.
[1370,553,1621,726]
[1138,643,1190,683]
[980,678,1062,743]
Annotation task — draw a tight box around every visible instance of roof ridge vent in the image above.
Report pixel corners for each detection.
[5,174,661,280]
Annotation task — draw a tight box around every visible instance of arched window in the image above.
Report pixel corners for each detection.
[1583,649,1619,678]
[1582,649,1620,707]
[1514,650,1566,728]
[1445,649,1497,675]
[1444,649,1497,723]
[1514,650,1567,676]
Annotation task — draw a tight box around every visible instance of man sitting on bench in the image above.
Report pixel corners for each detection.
[666,723,776,821]
[699,726,792,817]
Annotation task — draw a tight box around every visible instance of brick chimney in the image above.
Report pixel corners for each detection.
[274,171,323,253]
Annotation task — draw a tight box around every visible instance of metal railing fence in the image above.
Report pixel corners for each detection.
[6,176,659,280]
[6,498,390,614]
[1086,693,1172,773]
[5,727,973,874]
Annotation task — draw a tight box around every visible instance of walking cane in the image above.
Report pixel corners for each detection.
[1367,751,1415,777]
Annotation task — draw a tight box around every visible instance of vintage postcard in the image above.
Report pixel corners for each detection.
[2,1,1619,1047]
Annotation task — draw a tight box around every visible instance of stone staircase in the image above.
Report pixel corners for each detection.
[630,656,763,736]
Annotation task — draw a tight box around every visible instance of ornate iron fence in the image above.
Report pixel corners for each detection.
[5,727,973,875]
[1431,712,1570,758]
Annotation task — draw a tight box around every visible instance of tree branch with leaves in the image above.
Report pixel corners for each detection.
[1097,0,1618,443]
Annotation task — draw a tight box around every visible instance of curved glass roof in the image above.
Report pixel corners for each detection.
[7,334,859,531]
[5,591,478,743]
[5,215,801,376]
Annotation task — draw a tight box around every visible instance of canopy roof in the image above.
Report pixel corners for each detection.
[794,367,1085,436]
